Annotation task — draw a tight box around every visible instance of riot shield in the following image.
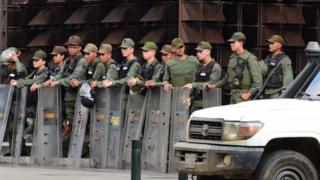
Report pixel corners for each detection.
[10,87,27,164]
[105,86,125,168]
[168,87,190,173]
[203,88,222,108]
[142,87,172,173]
[89,88,107,168]
[90,86,126,169]
[0,85,14,153]
[31,86,62,166]
[67,93,90,168]
[122,91,147,169]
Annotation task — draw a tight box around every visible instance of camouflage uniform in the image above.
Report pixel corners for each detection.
[163,38,199,87]
[261,35,294,98]
[190,41,221,113]
[52,36,87,122]
[215,32,263,104]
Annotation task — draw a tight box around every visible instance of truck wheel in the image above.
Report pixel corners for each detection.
[254,150,318,180]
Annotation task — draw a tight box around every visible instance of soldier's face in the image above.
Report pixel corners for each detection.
[99,52,111,63]
[269,42,282,53]
[53,54,64,65]
[121,47,134,58]
[33,59,45,69]
[85,52,97,63]
[196,49,210,61]
[161,53,173,62]
[173,45,185,56]
[230,40,242,52]
[68,45,81,56]
[142,50,155,60]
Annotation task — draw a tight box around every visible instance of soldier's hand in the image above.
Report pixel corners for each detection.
[10,80,17,86]
[90,81,97,89]
[50,80,59,87]
[240,92,252,101]
[164,84,173,92]
[44,80,52,87]
[145,80,156,88]
[127,78,137,87]
[30,83,40,92]
[204,83,216,90]
[70,79,80,88]
[183,83,193,89]
[103,80,112,88]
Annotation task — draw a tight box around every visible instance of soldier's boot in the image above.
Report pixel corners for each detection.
[23,117,34,143]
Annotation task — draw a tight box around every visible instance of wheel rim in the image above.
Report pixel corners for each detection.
[275,166,306,180]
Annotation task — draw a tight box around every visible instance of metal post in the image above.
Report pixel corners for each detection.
[131,139,141,180]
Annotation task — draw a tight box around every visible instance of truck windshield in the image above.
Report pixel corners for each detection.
[302,71,320,100]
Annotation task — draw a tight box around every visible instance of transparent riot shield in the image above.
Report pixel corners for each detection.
[31,86,62,166]
[203,88,222,108]
[105,86,125,169]
[168,87,190,173]
[142,87,172,173]
[122,90,147,169]
[0,85,14,153]
[89,88,107,168]
[66,91,90,168]
[10,87,27,164]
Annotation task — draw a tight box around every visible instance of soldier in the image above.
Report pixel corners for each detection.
[45,35,87,137]
[10,50,50,136]
[127,41,162,91]
[207,32,263,104]
[10,49,49,91]
[257,35,294,99]
[0,48,28,84]
[49,46,67,79]
[102,38,141,88]
[70,43,105,87]
[163,38,199,91]
[144,44,175,87]
[184,41,222,113]
[160,44,175,63]
[91,44,118,89]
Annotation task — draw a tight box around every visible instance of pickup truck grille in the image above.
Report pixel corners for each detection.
[189,120,222,141]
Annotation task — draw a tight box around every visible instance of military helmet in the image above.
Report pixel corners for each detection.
[79,83,96,108]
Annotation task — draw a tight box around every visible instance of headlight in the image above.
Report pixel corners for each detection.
[222,121,263,141]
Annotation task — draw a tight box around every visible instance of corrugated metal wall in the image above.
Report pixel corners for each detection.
[2,0,320,73]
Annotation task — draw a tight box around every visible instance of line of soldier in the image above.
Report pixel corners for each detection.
[0,32,294,144]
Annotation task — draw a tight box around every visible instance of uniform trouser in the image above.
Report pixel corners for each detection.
[190,99,203,114]
[64,90,77,122]
[230,90,252,104]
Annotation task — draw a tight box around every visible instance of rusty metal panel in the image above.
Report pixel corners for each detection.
[46,0,66,3]
[181,24,203,43]
[10,0,30,5]
[64,7,97,24]
[261,27,280,46]
[27,31,56,47]
[203,2,225,22]
[262,4,285,24]
[102,29,128,45]
[283,29,305,47]
[28,8,66,26]
[181,2,206,21]
[283,5,305,24]
[204,27,224,44]
[101,5,132,23]
[140,27,176,43]
[140,4,171,22]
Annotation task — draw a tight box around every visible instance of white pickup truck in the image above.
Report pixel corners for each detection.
[174,42,320,180]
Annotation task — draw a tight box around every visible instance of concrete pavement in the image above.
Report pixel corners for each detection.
[0,165,179,180]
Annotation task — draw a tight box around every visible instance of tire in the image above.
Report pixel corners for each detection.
[254,150,318,180]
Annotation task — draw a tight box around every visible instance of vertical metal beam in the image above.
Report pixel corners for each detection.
[178,0,182,38]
